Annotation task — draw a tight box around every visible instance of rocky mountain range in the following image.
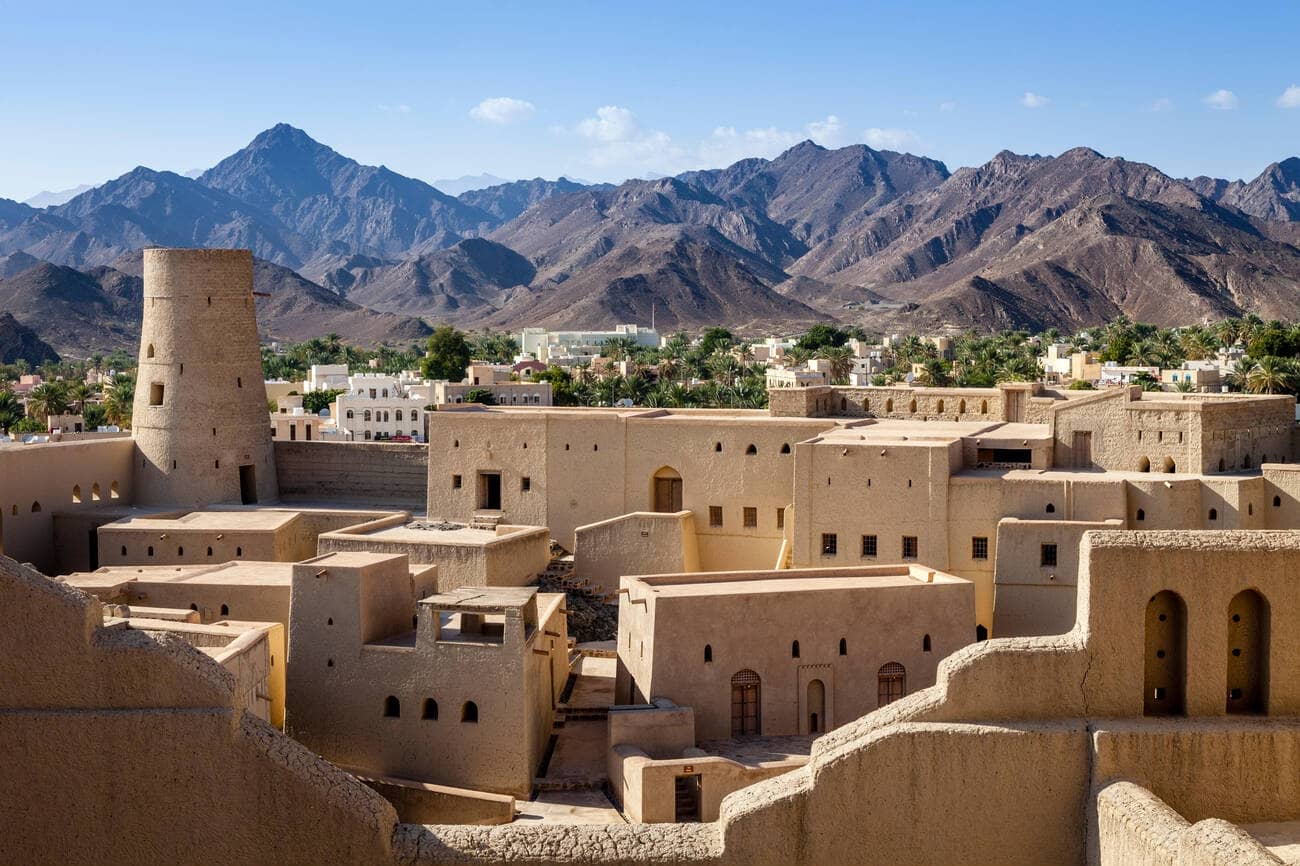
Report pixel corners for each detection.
[4,123,1300,357]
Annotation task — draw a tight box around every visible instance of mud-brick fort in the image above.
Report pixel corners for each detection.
[6,248,1300,866]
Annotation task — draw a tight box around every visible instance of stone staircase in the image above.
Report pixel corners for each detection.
[469,511,502,531]
[540,554,618,604]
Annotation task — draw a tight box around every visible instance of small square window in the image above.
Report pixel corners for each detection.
[902,536,918,559]
[709,506,723,527]
[743,507,757,528]
[821,533,838,555]
[452,474,462,489]
[861,534,877,557]
[971,536,989,560]
[776,508,785,530]
[149,382,164,406]
[521,476,531,492]
[1041,543,1058,567]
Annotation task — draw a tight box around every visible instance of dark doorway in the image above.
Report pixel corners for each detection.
[478,472,502,510]
[239,465,258,505]
[674,774,702,822]
[730,670,761,736]
[87,528,99,570]
[653,473,683,513]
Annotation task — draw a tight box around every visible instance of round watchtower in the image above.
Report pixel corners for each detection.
[132,248,277,506]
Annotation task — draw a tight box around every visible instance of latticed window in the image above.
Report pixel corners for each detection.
[821,533,837,555]
[902,536,918,559]
[862,535,877,557]
[878,662,906,707]
[743,507,757,528]
[1041,543,1058,567]
[730,669,761,736]
[972,536,989,560]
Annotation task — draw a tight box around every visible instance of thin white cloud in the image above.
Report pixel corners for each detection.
[378,104,412,114]
[1020,91,1050,109]
[1150,97,1173,112]
[470,97,536,124]
[1276,85,1300,109]
[698,115,847,166]
[938,100,957,112]
[574,105,684,172]
[863,127,921,152]
[1203,89,1239,110]
[806,115,845,146]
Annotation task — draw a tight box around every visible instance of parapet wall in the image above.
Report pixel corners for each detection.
[0,554,397,866]
[275,441,428,508]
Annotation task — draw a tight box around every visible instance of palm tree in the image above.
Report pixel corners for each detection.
[1246,356,1295,394]
[916,359,951,387]
[24,382,70,424]
[995,356,1039,383]
[816,346,855,385]
[0,387,21,433]
[103,376,135,427]
[66,380,98,414]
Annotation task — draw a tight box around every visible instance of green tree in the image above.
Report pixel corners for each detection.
[697,327,734,356]
[816,346,855,385]
[463,388,496,405]
[103,375,135,428]
[302,388,344,414]
[421,326,473,382]
[0,387,21,432]
[25,381,70,424]
[1246,356,1295,394]
[82,403,108,429]
[796,324,849,353]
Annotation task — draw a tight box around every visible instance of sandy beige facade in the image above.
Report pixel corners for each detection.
[284,552,567,798]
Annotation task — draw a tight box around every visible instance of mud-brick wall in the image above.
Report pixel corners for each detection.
[274,441,428,509]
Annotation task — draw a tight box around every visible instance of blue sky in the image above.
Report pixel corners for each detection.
[3,0,1299,200]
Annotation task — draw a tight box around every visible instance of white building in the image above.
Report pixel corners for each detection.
[332,373,429,442]
[304,364,350,393]
[519,325,659,363]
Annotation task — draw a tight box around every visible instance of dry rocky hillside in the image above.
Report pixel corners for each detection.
[4,123,1300,351]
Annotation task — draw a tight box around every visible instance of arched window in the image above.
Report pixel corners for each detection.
[840,397,847,412]
[1136,509,1145,522]
[1275,496,1283,508]
[461,701,478,723]
[1227,589,1269,714]
[780,443,791,454]
[110,481,119,499]
[745,444,757,455]
[207,547,213,556]
[886,398,894,413]
[220,603,229,616]
[396,409,403,421]
[91,483,101,501]
[1138,457,1151,472]
[652,466,683,513]
[959,399,966,414]
[177,546,184,556]
[235,546,242,557]
[1249,503,1254,516]
[714,442,722,452]
[363,409,371,421]
[120,546,127,556]
[1209,508,1218,521]
[791,640,800,658]
[189,603,198,612]
[976,625,989,641]
[923,634,932,653]
[384,696,400,718]
[1243,455,1253,469]
[838,637,847,656]
[1046,503,1055,514]
[146,344,155,359]
[364,431,371,440]
[909,398,917,413]
[72,485,81,503]
[1219,458,1226,472]
[877,662,906,707]
[147,546,154,557]
[1162,457,1176,474]
[422,698,439,720]
[862,398,871,412]
[730,670,761,736]
[237,377,242,388]
[30,501,41,513]
[1145,590,1187,716]
[382,389,388,398]
[411,412,419,423]
[704,644,713,663]
[936,399,945,413]
[346,410,354,419]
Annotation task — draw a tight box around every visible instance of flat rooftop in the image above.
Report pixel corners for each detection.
[420,586,537,611]
[65,561,294,590]
[816,419,1050,445]
[350,523,510,546]
[101,510,299,532]
[630,565,966,599]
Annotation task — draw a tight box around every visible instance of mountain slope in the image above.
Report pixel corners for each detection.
[0,311,60,364]
[339,238,537,319]
[1193,158,1300,222]
[200,124,494,258]
[459,177,605,223]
